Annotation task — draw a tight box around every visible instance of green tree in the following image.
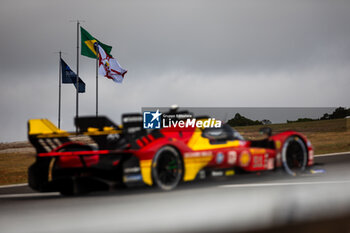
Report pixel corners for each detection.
[321,107,350,120]
[227,113,263,127]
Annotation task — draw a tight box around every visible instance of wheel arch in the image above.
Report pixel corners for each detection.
[281,134,308,176]
[284,134,309,162]
[150,144,184,190]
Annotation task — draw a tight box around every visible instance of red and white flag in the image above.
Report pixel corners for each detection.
[98,45,127,83]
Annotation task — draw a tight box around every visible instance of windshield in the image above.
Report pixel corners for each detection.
[202,124,244,141]
[223,124,244,140]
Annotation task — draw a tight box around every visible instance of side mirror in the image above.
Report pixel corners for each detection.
[260,127,272,137]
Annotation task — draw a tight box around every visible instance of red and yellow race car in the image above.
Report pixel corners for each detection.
[27,109,314,195]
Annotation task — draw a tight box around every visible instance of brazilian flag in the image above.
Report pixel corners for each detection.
[80,26,112,59]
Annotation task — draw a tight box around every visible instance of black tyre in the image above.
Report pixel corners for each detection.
[28,158,52,192]
[152,146,183,191]
[281,136,308,176]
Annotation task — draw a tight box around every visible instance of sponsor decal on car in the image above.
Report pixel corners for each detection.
[211,170,224,177]
[309,150,314,160]
[107,133,120,143]
[225,170,235,176]
[252,155,263,168]
[124,167,141,173]
[227,151,237,165]
[276,153,282,167]
[123,174,143,182]
[198,170,206,179]
[267,158,274,170]
[239,151,251,167]
[275,140,281,149]
[184,151,213,158]
[216,152,224,164]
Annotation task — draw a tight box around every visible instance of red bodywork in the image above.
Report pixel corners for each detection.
[39,126,314,175]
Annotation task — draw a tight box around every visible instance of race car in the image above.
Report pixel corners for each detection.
[27,109,314,195]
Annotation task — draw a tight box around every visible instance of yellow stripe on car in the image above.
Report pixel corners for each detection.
[28,119,67,135]
[183,155,212,181]
[187,128,241,151]
[140,160,153,185]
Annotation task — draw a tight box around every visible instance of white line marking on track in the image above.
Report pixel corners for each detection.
[316,151,350,157]
[0,192,60,198]
[0,183,28,189]
[219,180,350,188]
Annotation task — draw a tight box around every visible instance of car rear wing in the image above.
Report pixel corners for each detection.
[28,119,68,135]
[28,117,122,154]
[28,114,147,154]
[28,119,70,153]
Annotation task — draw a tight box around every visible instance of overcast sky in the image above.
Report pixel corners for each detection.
[0,0,349,142]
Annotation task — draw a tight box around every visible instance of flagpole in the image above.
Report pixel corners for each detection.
[58,51,62,128]
[96,45,99,117]
[69,19,85,132]
[76,21,80,129]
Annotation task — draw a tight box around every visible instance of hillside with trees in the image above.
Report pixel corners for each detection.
[227,113,268,127]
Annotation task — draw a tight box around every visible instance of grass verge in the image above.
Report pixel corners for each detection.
[0,152,35,185]
[235,118,350,154]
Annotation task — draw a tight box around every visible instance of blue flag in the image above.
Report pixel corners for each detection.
[61,59,85,93]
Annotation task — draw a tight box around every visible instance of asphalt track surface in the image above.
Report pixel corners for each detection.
[1,153,350,233]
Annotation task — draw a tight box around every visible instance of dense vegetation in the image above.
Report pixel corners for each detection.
[320,107,350,120]
[227,113,269,127]
[287,107,350,123]
[227,107,350,126]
